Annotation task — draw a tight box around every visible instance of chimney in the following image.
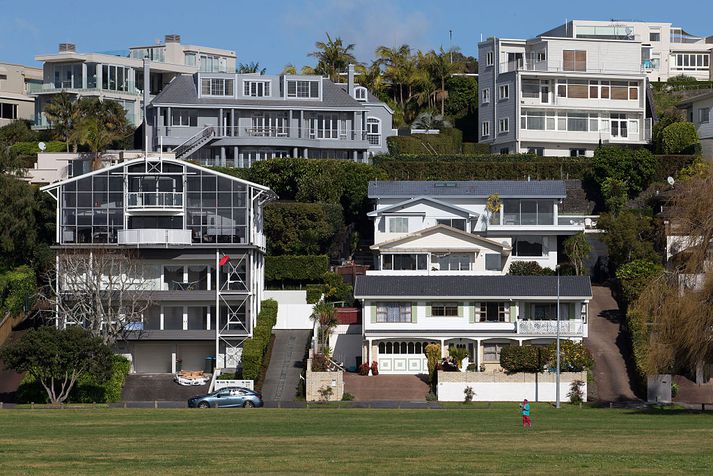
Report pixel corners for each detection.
[58,43,76,53]
[164,34,181,44]
[347,63,355,96]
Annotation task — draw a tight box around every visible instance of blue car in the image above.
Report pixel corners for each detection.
[188,386,264,408]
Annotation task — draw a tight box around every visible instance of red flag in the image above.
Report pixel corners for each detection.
[219,255,230,266]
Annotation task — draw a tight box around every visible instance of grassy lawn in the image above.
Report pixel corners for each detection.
[0,404,711,474]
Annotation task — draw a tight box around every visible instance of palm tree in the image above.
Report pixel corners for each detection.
[356,62,385,98]
[375,44,413,108]
[72,98,131,164]
[281,64,297,75]
[427,47,465,116]
[311,301,337,352]
[309,33,358,82]
[43,92,78,152]
[237,61,266,74]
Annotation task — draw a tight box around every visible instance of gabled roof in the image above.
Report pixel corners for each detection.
[367,196,479,218]
[40,157,275,195]
[354,275,592,299]
[677,90,713,107]
[370,225,510,251]
[369,180,567,199]
[151,75,366,110]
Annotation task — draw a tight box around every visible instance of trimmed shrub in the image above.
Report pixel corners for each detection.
[592,146,657,196]
[462,142,490,155]
[661,122,700,155]
[507,261,555,276]
[264,202,344,256]
[306,284,323,304]
[0,265,36,315]
[241,300,278,381]
[615,259,664,308]
[387,128,463,155]
[546,340,593,372]
[265,255,329,285]
[500,346,549,374]
[10,141,67,155]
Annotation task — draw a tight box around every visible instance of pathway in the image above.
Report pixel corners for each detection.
[261,329,311,402]
[343,373,429,401]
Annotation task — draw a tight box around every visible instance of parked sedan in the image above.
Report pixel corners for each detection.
[188,387,264,408]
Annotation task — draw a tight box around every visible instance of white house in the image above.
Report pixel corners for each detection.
[678,91,713,160]
[352,180,594,374]
[478,30,652,157]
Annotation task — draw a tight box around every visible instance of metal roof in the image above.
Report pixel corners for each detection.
[368,180,567,198]
[354,275,592,298]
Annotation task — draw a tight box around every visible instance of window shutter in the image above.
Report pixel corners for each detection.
[510,303,517,322]
[458,304,464,318]
[370,305,376,324]
[469,302,476,324]
[411,303,417,323]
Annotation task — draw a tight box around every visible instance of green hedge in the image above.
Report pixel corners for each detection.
[0,265,36,315]
[500,346,548,374]
[241,300,278,381]
[306,284,323,304]
[615,259,664,309]
[265,255,329,284]
[265,202,344,256]
[462,142,490,154]
[15,354,130,404]
[387,128,464,155]
[10,141,66,155]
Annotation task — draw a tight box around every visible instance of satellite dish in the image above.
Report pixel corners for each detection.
[38,142,46,151]
[667,176,675,186]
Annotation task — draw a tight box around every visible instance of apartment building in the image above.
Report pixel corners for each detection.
[352,180,594,374]
[32,35,236,128]
[0,62,42,127]
[41,157,276,373]
[542,20,713,82]
[478,32,651,157]
[678,91,713,160]
[147,65,394,165]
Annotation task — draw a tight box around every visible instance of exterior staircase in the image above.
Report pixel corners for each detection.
[174,126,216,161]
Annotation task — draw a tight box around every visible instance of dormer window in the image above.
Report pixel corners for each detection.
[354,86,367,101]
[244,80,271,97]
[286,79,319,98]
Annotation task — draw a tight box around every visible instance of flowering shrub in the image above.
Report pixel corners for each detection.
[358,362,370,376]
[370,361,379,376]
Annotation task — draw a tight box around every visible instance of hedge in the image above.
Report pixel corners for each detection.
[386,128,463,155]
[306,284,323,304]
[499,341,593,374]
[615,259,664,309]
[462,142,490,155]
[0,265,36,315]
[265,255,329,284]
[16,354,130,404]
[10,141,66,155]
[265,202,344,256]
[241,299,278,381]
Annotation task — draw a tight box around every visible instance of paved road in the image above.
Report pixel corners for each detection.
[261,330,311,402]
[585,285,639,403]
[121,374,209,402]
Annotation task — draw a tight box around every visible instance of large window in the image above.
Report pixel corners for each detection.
[432,253,471,271]
[513,236,544,257]
[243,80,271,97]
[171,109,198,127]
[376,303,412,323]
[673,53,710,71]
[699,108,710,124]
[485,253,503,271]
[0,103,17,119]
[529,303,571,320]
[101,65,131,92]
[366,117,381,145]
[430,302,459,317]
[483,343,508,362]
[307,113,345,139]
[501,200,554,225]
[436,218,466,231]
[286,79,319,98]
[556,80,638,101]
[201,78,234,96]
[382,254,427,271]
[562,50,586,71]
[200,55,227,73]
[476,302,508,322]
[388,217,408,233]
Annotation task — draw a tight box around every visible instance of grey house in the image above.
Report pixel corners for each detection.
[147,65,394,166]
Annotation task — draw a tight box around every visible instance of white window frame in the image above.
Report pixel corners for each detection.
[481,121,490,137]
[354,86,368,101]
[286,79,320,99]
[699,107,710,124]
[388,217,408,233]
[429,302,460,317]
[366,117,381,146]
[499,84,509,100]
[200,77,234,97]
[498,118,509,133]
[243,80,271,98]
[482,88,490,104]
[486,51,494,66]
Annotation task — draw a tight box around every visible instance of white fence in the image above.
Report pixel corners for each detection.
[437,371,587,402]
[118,228,192,245]
[265,290,315,330]
[517,319,585,335]
[214,379,254,391]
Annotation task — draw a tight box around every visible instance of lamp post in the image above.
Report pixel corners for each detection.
[556,266,561,409]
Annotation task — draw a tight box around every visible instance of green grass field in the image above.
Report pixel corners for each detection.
[0,404,711,474]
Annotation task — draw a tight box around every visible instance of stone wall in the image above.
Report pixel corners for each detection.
[306,358,344,402]
[437,370,587,402]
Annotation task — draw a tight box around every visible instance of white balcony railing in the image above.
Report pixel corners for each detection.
[118,229,192,245]
[127,192,183,209]
[517,319,585,335]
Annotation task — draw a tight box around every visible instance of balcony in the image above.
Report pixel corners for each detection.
[127,192,183,210]
[117,229,192,246]
[164,125,369,143]
[31,82,141,96]
[557,215,598,230]
[516,319,586,335]
[500,60,644,75]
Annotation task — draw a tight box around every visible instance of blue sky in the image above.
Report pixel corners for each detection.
[1,0,711,73]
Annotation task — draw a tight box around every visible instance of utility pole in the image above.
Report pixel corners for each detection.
[556,267,561,409]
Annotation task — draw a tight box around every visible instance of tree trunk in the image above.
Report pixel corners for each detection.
[441,78,446,116]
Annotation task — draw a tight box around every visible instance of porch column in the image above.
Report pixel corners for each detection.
[352,150,358,162]
[366,338,373,370]
[303,148,308,158]
[292,147,298,158]
[234,146,239,168]
[231,109,235,136]
[440,339,446,358]
[219,108,224,136]
[81,63,87,89]
[220,146,226,167]
[475,339,481,370]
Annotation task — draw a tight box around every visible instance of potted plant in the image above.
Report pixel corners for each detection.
[370,361,379,376]
[358,362,370,376]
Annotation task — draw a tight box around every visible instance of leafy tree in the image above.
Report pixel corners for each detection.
[448,345,468,369]
[600,177,629,213]
[597,211,659,272]
[0,174,39,270]
[0,142,24,176]
[592,146,657,196]
[424,343,441,390]
[0,265,36,318]
[311,301,337,352]
[264,202,344,256]
[652,110,685,153]
[507,261,555,276]
[237,61,266,74]
[500,345,548,374]
[425,47,464,116]
[661,121,700,154]
[411,112,452,130]
[309,33,358,82]
[615,259,664,306]
[376,44,414,108]
[0,120,38,145]
[445,75,478,118]
[563,232,592,276]
[0,326,113,404]
[43,92,79,152]
[546,340,593,372]
[321,271,354,305]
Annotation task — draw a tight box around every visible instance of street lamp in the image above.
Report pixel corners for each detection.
[556,265,561,409]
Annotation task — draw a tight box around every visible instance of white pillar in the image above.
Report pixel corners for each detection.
[440,339,446,358]
[171,352,177,373]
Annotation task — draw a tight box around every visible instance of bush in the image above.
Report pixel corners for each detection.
[0,265,36,315]
[306,284,323,304]
[341,392,355,401]
[265,202,344,256]
[463,386,475,403]
[462,142,490,154]
[546,340,593,372]
[387,128,463,155]
[500,346,549,374]
[625,307,650,388]
[567,379,585,404]
[597,211,659,273]
[241,300,278,381]
[616,259,664,307]
[661,122,700,155]
[600,177,629,213]
[592,146,657,196]
[321,271,354,305]
[507,261,555,276]
[10,141,67,156]
[0,120,38,145]
[264,255,329,285]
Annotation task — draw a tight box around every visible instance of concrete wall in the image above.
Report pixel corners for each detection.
[265,290,314,330]
[305,358,344,401]
[437,370,587,402]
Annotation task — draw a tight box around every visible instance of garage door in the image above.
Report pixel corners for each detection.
[133,343,173,373]
[377,341,430,374]
[178,343,213,371]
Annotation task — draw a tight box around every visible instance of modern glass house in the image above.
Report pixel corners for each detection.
[41,157,276,373]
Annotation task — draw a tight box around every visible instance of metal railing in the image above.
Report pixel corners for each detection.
[174,126,216,159]
[127,192,183,208]
[117,229,192,245]
[180,125,370,142]
[500,60,644,75]
[517,319,585,335]
[31,83,141,96]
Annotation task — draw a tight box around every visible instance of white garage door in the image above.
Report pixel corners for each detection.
[377,341,430,374]
[133,343,173,373]
[178,343,213,371]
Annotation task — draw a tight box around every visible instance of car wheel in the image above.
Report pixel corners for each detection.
[243,401,255,408]
[198,401,210,409]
